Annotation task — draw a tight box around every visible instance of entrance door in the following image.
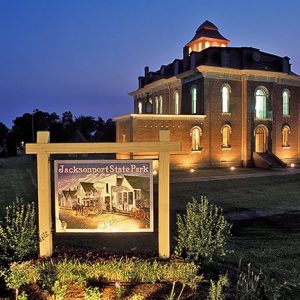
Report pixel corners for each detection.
[255,126,267,153]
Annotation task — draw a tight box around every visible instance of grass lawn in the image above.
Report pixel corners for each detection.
[1,155,300,288]
[170,175,300,285]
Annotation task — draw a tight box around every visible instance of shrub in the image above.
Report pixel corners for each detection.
[0,198,39,264]
[175,196,232,262]
[5,261,37,300]
[84,286,102,300]
[51,280,67,300]
[208,274,229,300]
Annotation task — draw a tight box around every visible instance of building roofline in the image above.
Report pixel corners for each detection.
[129,76,181,96]
[113,114,206,121]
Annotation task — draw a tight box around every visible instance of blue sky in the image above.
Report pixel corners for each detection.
[1,0,300,127]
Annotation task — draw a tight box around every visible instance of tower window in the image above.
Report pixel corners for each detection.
[255,88,268,119]
[221,85,230,113]
[174,91,179,115]
[138,101,142,114]
[283,90,290,116]
[155,97,159,114]
[190,126,202,151]
[191,86,197,114]
[282,125,290,147]
[159,95,163,114]
[221,125,232,148]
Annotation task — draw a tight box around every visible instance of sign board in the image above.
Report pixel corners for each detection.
[54,160,153,233]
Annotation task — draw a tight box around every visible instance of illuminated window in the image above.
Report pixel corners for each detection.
[198,42,202,51]
[221,44,226,47]
[221,85,230,113]
[174,90,179,115]
[221,125,232,148]
[155,96,159,114]
[145,98,152,113]
[138,101,142,114]
[283,90,290,116]
[213,42,218,47]
[191,86,197,114]
[190,126,202,151]
[255,88,267,119]
[159,95,163,114]
[205,41,210,48]
[282,125,290,147]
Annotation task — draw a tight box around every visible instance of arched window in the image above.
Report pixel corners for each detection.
[138,101,142,114]
[221,85,230,113]
[154,97,159,114]
[255,88,268,119]
[145,98,152,113]
[221,125,232,148]
[205,41,210,48]
[159,95,163,114]
[190,126,202,151]
[191,86,197,114]
[173,91,179,115]
[282,125,290,147]
[283,89,290,116]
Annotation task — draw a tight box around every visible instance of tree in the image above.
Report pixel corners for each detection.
[74,115,97,140]
[0,122,9,145]
[103,119,116,142]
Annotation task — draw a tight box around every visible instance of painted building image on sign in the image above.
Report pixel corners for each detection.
[54,160,153,233]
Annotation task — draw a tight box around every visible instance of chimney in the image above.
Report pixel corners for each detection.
[144,66,149,83]
[190,52,197,70]
[183,46,190,71]
[282,57,290,73]
[174,59,180,75]
[138,76,144,89]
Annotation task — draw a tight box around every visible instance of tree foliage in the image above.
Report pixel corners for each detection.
[1,110,116,155]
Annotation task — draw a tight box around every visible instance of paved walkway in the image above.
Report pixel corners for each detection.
[170,167,300,183]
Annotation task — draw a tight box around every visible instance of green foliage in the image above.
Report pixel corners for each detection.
[5,261,37,300]
[84,286,102,300]
[17,291,28,300]
[175,196,232,262]
[0,198,39,264]
[208,274,229,300]
[51,280,67,300]
[36,260,57,292]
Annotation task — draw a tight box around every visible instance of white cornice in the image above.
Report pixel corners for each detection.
[129,66,300,97]
[113,114,206,121]
[129,77,181,97]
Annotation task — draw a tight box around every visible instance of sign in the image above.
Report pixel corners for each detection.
[54,160,153,233]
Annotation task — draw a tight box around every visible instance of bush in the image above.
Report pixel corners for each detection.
[175,196,232,262]
[0,198,39,264]
[208,274,229,300]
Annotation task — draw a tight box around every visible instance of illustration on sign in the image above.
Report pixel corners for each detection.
[54,160,153,233]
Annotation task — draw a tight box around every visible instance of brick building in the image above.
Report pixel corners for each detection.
[115,21,300,169]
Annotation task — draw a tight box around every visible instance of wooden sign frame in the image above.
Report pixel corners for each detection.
[26,130,181,258]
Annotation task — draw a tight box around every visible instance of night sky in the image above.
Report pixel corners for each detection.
[1,0,300,127]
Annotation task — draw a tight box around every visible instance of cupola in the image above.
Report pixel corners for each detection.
[186,20,229,53]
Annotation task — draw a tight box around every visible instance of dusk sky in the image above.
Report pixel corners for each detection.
[1,0,300,127]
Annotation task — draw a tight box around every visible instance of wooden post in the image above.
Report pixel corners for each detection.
[36,132,52,256]
[158,130,170,258]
